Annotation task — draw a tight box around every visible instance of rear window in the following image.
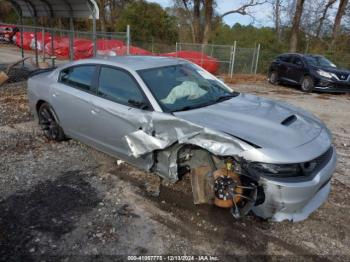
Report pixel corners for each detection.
[278,55,292,63]
[59,65,96,93]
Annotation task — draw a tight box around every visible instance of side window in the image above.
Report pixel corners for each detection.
[60,65,96,92]
[293,57,303,66]
[98,66,149,109]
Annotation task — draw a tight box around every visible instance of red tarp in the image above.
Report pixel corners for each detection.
[160,51,219,74]
[14,33,218,73]
[45,37,93,60]
[15,32,51,50]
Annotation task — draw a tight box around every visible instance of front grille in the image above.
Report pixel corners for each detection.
[301,147,333,176]
[335,72,350,81]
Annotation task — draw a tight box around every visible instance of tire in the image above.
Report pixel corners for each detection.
[38,102,66,141]
[300,75,314,93]
[268,71,279,85]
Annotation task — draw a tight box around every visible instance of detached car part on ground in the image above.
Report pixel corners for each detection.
[268,53,350,93]
[27,56,337,222]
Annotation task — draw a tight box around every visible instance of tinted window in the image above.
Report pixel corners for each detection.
[279,55,292,63]
[60,65,96,92]
[98,67,147,108]
[293,57,303,66]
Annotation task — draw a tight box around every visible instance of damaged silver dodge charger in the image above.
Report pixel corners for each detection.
[28,56,337,222]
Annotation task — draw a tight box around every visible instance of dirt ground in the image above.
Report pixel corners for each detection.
[0,79,349,261]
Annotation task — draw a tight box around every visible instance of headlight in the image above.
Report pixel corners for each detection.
[317,69,334,78]
[246,162,303,178]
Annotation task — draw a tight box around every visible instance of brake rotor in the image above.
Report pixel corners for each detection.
[213,168,243,208]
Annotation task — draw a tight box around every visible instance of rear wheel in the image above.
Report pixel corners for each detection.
[269,71,279,85]
[300,76,314,92]
[38,103,65,141]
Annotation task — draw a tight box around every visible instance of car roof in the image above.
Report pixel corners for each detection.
[279,53,303,57]
[93,55,187,71]
[279,53,325,59]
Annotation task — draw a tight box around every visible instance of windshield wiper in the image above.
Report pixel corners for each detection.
[172,105,197,112]
[214,93,238,103]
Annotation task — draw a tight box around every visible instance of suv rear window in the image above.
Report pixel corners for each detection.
[278,55,292,63]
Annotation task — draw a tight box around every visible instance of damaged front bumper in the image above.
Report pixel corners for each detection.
[252,146,336,222]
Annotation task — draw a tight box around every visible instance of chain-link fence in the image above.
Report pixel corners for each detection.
[0,22,130,66]
[176,42,260,76]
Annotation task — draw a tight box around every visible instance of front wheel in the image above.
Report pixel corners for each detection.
[300,76,314,93]
[38,103,66,141]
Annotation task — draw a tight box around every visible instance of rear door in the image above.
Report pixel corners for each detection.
[87,65,154,166]
[289,56,305,83]
[277,55,292,79]
[50,64,99,144]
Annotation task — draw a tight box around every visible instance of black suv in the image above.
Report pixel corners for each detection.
[268,53,350,92]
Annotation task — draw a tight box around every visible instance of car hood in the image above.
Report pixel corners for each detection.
[174,93,324,149]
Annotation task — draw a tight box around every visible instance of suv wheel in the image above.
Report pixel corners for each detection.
[269,71,279,85]
[301,76,314,93]
[38,103,66,141]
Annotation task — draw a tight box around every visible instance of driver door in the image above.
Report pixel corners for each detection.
[87,65,154,167]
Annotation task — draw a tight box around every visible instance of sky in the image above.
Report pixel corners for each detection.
[146,0,273,27]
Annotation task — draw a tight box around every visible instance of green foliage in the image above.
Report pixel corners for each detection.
[115,0,178,44]
[211,22,288,51]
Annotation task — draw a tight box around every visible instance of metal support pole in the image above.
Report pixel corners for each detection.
[33,19,38,67]
[92,13,97,57]
[42,27,45,61]
[254,43,260,75]
[250,43,256,74]
[19,15,24,65]
[126,25,130,55]
[229,45,233,76]
[50,19,55,67]
[69,17,74,61]
[201,44,204,67]
[230,41,236,78]
[175,42,178,57]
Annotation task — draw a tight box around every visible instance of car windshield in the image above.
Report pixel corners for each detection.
[138,63,237,112]
[305,56,337,68]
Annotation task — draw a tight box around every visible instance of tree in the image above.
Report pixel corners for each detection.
[203,0,214,44]
[289,0,305,52]
[116,1,178,44]
[272,0,282,41]
[176,0,266,44]
[332,0,349,45]
[315,0,337,38]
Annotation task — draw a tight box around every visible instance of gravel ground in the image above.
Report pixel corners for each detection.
[0,80,349,261]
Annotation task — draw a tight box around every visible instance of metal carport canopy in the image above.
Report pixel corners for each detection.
[9,0,99,19]
[7,0,99,63]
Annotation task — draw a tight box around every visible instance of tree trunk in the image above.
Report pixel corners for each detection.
[274,0,282,41]
[202,0,213,44]
[99,0,106,32]
[332,0,349,45]
[289,0,305,52]
[193,0,201,43]
[315,0,336,38]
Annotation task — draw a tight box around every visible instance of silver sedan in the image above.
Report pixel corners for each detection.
[27,56,337,222]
